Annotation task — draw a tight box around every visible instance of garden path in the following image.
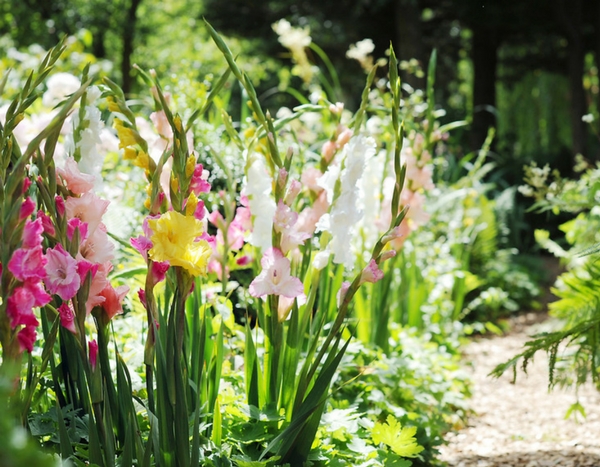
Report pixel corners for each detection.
[439,312,600,467]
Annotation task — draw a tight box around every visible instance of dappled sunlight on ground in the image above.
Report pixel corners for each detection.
[440,313,600,467]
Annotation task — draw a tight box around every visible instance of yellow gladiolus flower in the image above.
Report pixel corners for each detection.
[185,154,196,177]
[148,211,212,277]
[114,119,138,148]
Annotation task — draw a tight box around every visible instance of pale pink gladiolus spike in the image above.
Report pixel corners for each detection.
[359,259,384,285]
[44,244,80,301]
[248,247,305,299]
[57,157,96,194]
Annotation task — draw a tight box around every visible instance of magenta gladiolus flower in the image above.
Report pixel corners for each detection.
[22,218,44,249]
[249,247,305,299]
[44,244,80,300]
[37,210,56,236]
[58,303,77,334]
[151,261,170,284]
[55,195,65,216]
[8,246,47,281]
[17,325,37,353]
[190,163,211,195]
[89,339,98,370]
[20,196,36,220]
[6,287,39,328]
[22,280,51,307]
[67,218,89,243]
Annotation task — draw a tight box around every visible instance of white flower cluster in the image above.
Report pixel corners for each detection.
[346,39,375,70]
[272,19,311,52]
[244,153,276,252]
[315,135,376,270]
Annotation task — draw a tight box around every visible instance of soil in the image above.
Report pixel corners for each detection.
[439,312,600,467]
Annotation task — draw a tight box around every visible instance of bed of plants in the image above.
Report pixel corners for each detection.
[0,21,540,467]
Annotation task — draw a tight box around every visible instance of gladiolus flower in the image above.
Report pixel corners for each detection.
[8,247,47,281]
[37,210,55,236]
[57,157,96,194]
[44,244,80,300]
[249,247,305,299]
[58,303,77,334]
[359,259,384,285]
[67,218,89,243]
[65,192,109,237]
[22,218,44,249]
[55,195,65,216]
[17,325,37,353]
[88,339,98,370]
[98,282,129,321]
[6,287,39,328]
[20,197,36,220]
[147,211,212,277]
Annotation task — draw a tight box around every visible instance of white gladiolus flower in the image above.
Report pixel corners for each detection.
[272,19,311,52]
[317,135,376,270]
[42,72,81,107]
[244,153,276,251]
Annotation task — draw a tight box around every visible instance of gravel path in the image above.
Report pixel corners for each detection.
[439,312,600,467]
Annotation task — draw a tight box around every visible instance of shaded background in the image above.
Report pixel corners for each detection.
[2,0,598,248]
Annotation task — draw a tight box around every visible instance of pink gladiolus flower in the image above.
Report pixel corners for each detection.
[336,281,351,307]
[55,195,65,216]
[284,180,302,205]
[190,163,211,195]
[22,178,32,193]
[22,279,51,307]
[64,192,109,236]
[130,235,153,259]
[359,259,384,285]
[79,225,115,264]
[138,289,147,308]
[88,339,98,370]
[151,261,170,284]
[76,258,98,284]
[67,218,89,243]
[37,210,55,236]
[236,255,251,266]
[249,247,305,299]
[58,303,77,334]
[22,218,44,249]
[273,200,298,233]
[44,244,80,300]
[86,264,110,314]
[99,283,129,321]
[17,325,37,353]
[57,157,95,194]
[20,197,36,220]
[301,168,324,193]
[6,287,38,328]
[8,246,47,281]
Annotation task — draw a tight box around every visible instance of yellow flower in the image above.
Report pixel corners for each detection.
[148,211,212,277]
[185,192,199,216]
[185,154,196,177]
[106,96,120,113]
[114,118,138,148]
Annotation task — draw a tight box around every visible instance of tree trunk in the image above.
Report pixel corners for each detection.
[556,0,586,160]
[470,23,499,151]
[121,0,143,95]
